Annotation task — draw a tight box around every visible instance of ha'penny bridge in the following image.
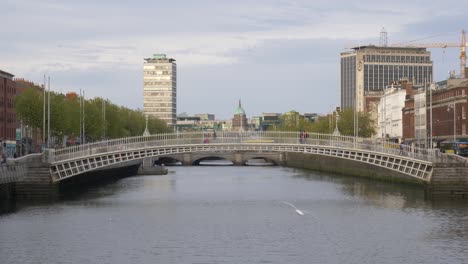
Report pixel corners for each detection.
[2,132,468,197]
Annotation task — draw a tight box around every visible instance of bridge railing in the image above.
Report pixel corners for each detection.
[48,131,439,163]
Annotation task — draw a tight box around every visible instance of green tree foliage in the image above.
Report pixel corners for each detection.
[270,109,376,137]
[14,88,43,128]
[15,88,171,143]
[336,108,375,138]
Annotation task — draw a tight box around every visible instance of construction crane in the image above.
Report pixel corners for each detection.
[390,30,467,79]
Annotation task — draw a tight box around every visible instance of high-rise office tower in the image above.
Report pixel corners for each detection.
[143,54,177,128]
[341,46,433,111]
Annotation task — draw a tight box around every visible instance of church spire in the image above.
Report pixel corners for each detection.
[238,99,242,108]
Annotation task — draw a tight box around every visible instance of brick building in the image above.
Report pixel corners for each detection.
[429,79,468,139]
[402,81,417,139]
[0,69,17,155]
[402,78,468,143]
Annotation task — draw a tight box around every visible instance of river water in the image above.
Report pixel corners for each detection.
[1,166,467,264]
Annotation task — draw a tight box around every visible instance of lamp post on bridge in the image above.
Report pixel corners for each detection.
[143,114,150,137]
[332,107,341,136]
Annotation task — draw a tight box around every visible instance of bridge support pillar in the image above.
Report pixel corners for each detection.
[182,153,192,166]
[141,157,153,168]
[278,152,286,166]
[233,153,244,166]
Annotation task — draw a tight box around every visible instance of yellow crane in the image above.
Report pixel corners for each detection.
[391,30,467,78]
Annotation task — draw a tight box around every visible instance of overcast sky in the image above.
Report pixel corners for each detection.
[1,0,467,119]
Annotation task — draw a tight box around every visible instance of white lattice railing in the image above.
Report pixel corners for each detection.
[48,131,440,163]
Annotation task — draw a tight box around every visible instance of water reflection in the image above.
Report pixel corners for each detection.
[1,166,467,264]
[290,168,428,209]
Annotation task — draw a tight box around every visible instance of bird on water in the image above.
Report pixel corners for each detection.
[281,201,305,216]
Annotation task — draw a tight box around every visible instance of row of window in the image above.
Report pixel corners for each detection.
[0,127,16,138]
[149,66,171,70]
[433,88,467,101]
[0,97,15,108]
[143,76,174,80]
[364,55,430,64]
[144,97,176,103]
[363,65,432,91]
[0,111,16,122]
[340,56,357,109]
[144,71,172,75]
[143,108,174,112]
[144,64,176,70]
[144,92,175,97]
[144,86,176,90]
[144,103,176,107]
[0,85,16,95]
[146,113,176,119]
[143,81,174,86]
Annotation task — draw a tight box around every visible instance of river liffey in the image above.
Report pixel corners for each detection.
[1,166,467,264]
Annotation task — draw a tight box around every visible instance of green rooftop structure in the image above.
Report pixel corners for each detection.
[234,99,246,116]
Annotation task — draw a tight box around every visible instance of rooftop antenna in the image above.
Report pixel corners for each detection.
[380,27,388,47]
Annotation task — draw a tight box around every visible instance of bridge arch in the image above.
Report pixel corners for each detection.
[49,132,437,183]
[192,156,234,166]
[156,156,182,166]
[245,157,277,166]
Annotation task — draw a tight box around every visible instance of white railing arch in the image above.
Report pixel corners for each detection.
[49,131,439,163]
[46,132,440,183]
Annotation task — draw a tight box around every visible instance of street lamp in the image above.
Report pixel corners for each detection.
[143,114,150,136]
[447,103,456,142]
[332,109,340,136]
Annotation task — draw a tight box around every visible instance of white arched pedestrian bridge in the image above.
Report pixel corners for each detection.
[47,132,441,183]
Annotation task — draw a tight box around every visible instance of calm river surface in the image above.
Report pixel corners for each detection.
[1,166,467,264]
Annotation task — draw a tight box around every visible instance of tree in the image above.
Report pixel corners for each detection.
[337,109,375,137]
[15,88,43,129]
[15,88,171,143]
[267,108,376,137]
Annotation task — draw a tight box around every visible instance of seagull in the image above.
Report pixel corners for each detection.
[282,201,305,216]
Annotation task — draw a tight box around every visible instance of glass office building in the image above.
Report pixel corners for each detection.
[143,54,177,128]
[341,46,433,112]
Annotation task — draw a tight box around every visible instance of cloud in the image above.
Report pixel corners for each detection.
[2,0,447,72]
[1,0,467,117]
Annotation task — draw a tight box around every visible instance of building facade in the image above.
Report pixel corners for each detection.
[0,70,16,155]
[195,113,215,121]
[232,100,248,131]
[403,78,468,144]
[377,86,406,139]
[250,116,262,131]
[341,46,433,112]
[143,54,177,128]
[176,116,226,132]
[261,113,281,131]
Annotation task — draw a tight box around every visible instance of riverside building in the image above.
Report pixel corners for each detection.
[341,46,433,112]
[0,69,16,155]
[143,54,177,128]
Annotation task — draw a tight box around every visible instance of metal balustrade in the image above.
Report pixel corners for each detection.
[49,131,439,163]
[45,132,440,183]
[49,142,434,182]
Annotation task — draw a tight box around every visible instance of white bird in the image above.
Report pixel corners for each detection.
[282,201,305,216]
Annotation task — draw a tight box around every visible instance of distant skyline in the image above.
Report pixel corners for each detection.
[1,0,467,119]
